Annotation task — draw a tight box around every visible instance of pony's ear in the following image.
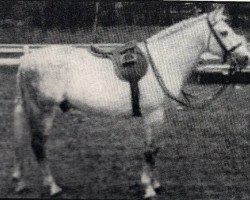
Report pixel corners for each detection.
[209,4,226,23]
[214,4,225,12]
[214,4,225,20]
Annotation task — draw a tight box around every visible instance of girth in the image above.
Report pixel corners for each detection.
[90,41,148,117]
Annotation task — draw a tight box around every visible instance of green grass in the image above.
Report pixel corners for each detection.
[0,66,249,199]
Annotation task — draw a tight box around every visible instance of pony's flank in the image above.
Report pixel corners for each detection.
[148,13,208,42]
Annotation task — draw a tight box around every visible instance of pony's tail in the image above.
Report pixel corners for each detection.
[15,67,33,117]
[15,68,36,118]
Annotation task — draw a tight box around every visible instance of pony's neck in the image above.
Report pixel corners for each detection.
[139,17,209,98]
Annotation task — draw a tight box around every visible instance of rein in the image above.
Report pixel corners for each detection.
[143,17,242,110]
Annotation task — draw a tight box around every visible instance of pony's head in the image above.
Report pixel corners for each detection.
[206,5,250,68]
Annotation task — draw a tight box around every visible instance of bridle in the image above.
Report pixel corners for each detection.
[207,17,243,64]
[143,15,243,109]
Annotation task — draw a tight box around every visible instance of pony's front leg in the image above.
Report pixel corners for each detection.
[141,126,160,199]
[141,107,164,199]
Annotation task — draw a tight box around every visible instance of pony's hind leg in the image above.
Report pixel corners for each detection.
[12,99,29,192]
[29,105,62,196]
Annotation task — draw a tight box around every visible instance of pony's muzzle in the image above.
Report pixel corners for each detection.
[235,55,249,68]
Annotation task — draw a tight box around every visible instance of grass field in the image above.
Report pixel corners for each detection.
[0,65,249,199]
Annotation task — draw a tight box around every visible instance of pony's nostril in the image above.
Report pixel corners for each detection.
[235,55,249,66]
[241,56,249,65]
[244,56,249,63]
[238,56,249,64]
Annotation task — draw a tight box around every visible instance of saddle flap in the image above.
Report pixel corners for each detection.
[89,45,112,58]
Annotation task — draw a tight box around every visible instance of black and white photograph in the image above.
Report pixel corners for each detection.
[0,1,249,199]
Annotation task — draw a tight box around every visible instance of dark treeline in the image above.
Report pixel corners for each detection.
[0,1,249,32]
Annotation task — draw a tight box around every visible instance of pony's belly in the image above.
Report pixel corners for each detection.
[65,63,133,115]
[67,88,133,116]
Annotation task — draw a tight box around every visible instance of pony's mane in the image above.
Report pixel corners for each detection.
[148,13,209,42]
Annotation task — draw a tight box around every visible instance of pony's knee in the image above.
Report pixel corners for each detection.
[31,133,48,162]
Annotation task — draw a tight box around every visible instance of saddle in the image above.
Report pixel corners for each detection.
[90,41,148,117]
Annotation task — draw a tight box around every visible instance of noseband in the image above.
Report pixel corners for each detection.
[207,17,242,64]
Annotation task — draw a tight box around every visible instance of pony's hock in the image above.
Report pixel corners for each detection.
[90,40,148,117]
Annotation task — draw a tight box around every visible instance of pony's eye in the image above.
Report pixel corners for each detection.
[220,31,228,37]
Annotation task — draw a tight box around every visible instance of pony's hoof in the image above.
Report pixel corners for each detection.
[14,180,27,193]
[144,186,157,199]
[50,185,62,197]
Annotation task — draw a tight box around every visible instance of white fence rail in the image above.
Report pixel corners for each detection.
[0,44,249,75]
